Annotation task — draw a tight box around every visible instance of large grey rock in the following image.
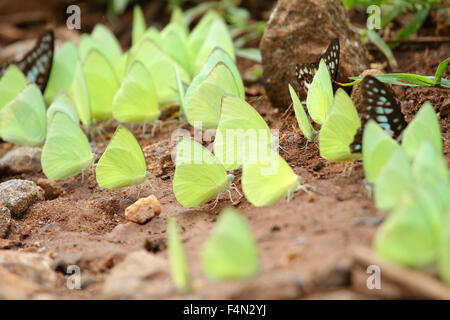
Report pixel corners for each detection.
[0,146,41,173]
[0,207,11,238]
[260,0,369,109]
[101,250,173,299]
[0,179,45,217]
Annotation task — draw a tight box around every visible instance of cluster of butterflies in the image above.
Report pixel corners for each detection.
[0,7,240,190]
[293,38,408,162]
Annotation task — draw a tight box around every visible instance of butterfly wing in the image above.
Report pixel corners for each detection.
[173,138,228,208]
[288,84,314,141]
[83,49,120,122]
[112,61,159,124]
[242,148,300,207]
[15,30,54,92]
[0,84,46,147]
[351,75,408,153]
[96,126,148,189]
[296,38,339,93]
[42,112,93,180]
[185,62,240,130]
[319,89,361,161]
[214,95,272,170]
[362,120,399,184]
[46,91,80,126]
[0,65,27,109]
[402,102,442,159]
[201,208,259,280]
[167,217,191,292]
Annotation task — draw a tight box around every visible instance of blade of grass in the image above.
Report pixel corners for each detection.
[366,29,398,68]
[434,58,450,85]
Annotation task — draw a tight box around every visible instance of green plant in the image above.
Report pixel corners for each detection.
[346,0,448,67]
[341,58,450,89]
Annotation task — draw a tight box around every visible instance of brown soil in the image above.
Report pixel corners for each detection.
[0,1,448,299]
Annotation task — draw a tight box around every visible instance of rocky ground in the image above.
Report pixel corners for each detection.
[0,0,449,299]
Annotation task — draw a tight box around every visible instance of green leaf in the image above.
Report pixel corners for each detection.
[365,29,398,68]
[434,58,450,85]
[395,9,430,41]
[236,48,262,63]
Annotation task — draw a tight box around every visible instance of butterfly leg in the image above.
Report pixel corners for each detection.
[341,162,355,177]
[210,194,220,210]
[226,189,234,203]
[229,183,242,198]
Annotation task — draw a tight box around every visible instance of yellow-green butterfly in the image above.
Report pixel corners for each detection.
[167,216,191,292]
[362,120,399,184]
[46,91,79,127]
[439,213,450,284]
[374,186,443,268]
[319,88,362,161]
[242,147,304,207]
[373,146,415,211]
[132,5,146,47]
[96,126,149,189]
[41,112,93,181]
[112,61,159,124]
[44,41,78,104]
[0,65,27,110]
[79,24,122,74]
[185,62,241,130]
[193,17,235,75]
[305,59,333,125]
[0,84,46,146]
[402,102,442,159]
[288,84,316,142]
[201,207,259,280]
[133,39,190,106]
[83,49,120,122]
[161,23,190,76]
[214,94,271,171]
[173,138,235,208]
[69,59,91,128]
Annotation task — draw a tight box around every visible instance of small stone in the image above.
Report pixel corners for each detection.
[36,178,61,200]
[0,207,11,239]
[125,195,161,224]
[0,146,41,174]
[0,180,44,217]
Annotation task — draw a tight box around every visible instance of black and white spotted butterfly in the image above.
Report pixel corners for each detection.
[0,30,54,92]
[350,76,408,153]
[295,38,340,94]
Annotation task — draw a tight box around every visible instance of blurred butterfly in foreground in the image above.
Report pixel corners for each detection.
[0,30,54,92]
[295,38,339,93]
[350,75,408,153]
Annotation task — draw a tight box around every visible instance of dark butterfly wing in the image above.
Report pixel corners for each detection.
[0,30,54,92]
[295,38,340,94]
[350,76,408,153]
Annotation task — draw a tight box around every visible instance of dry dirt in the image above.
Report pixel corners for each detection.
[0,3,449,300]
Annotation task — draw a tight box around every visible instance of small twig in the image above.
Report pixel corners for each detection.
[352,246,450,300]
